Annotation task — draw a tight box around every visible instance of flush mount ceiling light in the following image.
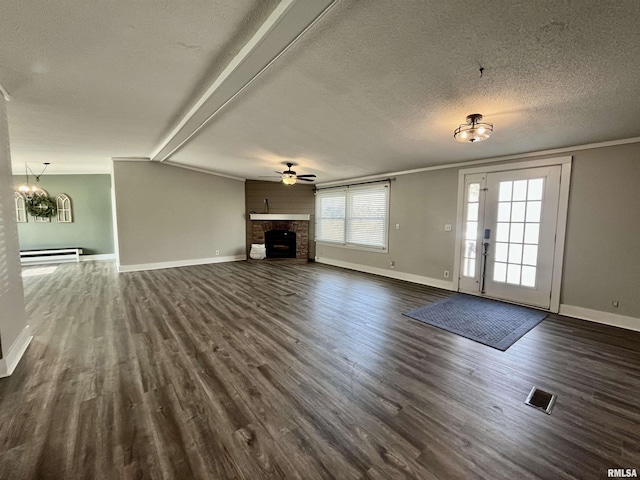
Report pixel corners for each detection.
[454,113,494,143]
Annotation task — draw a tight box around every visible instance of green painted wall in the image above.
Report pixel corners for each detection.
[14,174,114,255]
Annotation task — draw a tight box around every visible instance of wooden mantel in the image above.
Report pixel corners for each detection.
[249,214,310,221]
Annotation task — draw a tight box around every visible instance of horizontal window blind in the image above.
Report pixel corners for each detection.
[346,185,388,248]
[316,189,346,243]
[315,183,389,250]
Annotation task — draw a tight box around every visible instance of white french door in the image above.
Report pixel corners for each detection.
[458,165,562,309]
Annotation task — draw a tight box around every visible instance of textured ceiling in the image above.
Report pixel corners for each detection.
[1,0,279,174]
[3,1,640,181]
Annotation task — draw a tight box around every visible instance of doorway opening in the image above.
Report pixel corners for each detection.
[454,157,572,312]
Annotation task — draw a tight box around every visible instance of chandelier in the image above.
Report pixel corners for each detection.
[15,162,49,198]
[454,113,493,143]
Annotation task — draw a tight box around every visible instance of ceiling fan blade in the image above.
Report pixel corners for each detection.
[296,177,315,182]
[296,174,316,178]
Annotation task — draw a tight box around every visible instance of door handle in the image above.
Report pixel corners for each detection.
[481,229,491,293]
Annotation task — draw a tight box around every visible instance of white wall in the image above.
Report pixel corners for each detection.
[112,161,246,271]
[0,97,31,375]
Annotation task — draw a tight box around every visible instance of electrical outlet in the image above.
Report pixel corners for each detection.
[390,261,395,269]
[444,270,450,278]
[612,300,619,308]
[445,224,452,232]
[215,250,220,256]
[395,224,400,230]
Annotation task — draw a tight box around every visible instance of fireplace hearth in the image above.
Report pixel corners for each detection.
[265,230,296,258]
[248,216,310,261]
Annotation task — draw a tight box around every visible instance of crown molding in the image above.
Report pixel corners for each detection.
[111,157,151,162]
[163,161,246,182]
[316,136,640,187]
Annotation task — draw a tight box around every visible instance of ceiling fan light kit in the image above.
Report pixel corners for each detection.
[282,173,297,185]
[454,113,493,143]
[275,163,316,186]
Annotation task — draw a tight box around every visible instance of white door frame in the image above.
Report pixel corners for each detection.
[453,156,572,313]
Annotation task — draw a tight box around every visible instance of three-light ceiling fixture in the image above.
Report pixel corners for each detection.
[454,113,493,143]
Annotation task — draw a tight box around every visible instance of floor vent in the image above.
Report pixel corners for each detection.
[525,386,556,414]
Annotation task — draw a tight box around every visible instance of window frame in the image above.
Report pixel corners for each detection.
[315,182,390,253]
[55,194,73,223]
[14,192,28,223]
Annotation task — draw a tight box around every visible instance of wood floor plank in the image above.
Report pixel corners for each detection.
[1,261,639,479]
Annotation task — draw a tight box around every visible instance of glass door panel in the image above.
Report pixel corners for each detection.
[458,174,485,293]
[483,166,561,308]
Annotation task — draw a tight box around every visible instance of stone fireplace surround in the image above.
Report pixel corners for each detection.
[249,214,310,260]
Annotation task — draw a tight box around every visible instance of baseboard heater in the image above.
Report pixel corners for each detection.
[20,248,83,265]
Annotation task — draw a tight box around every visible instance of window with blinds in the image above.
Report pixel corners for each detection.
[316,189,345,243]
[315,183,389,250]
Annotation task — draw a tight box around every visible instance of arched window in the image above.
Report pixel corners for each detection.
[14,192,28,223]
[56,194,73,223]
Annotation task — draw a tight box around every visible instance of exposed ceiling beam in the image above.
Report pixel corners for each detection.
[0,83,11,102]
[150,0,335,163]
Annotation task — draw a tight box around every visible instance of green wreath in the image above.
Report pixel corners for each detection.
[26,194,57,218]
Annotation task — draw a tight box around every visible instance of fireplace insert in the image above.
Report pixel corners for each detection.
[264,230,296,258]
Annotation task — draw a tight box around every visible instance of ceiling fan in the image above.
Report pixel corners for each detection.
[261,163,316,185]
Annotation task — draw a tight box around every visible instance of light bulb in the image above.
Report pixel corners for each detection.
[282,175,296,186]
[461,131,468,139]
[478,127,485,134]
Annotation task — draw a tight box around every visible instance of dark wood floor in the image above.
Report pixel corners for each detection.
[1,261,639,479]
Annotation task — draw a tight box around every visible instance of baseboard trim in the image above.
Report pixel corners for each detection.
[0,325,33,378]
[118,254,247,273]
[316,257,455,291]
[80,254,116,262]
[559,305,640,332]
[315,259,640,332]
